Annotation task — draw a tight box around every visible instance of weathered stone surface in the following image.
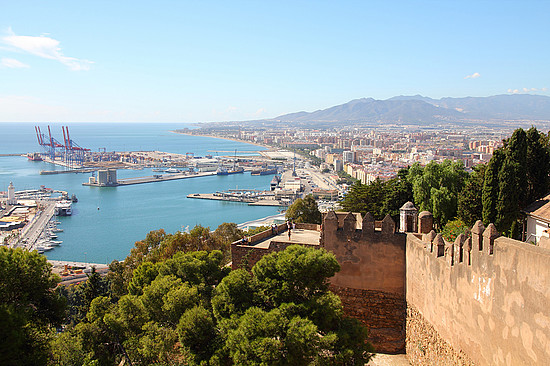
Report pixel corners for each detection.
[406,305,475,366]
[407,234,550,365]
[331,285,405,353]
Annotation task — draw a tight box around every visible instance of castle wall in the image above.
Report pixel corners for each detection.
[322,212,407,353]
[231,222,320,270]
[406,233,550,365]
[231,241,302,270]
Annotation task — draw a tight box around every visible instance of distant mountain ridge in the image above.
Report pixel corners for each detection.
[273,94,550,123]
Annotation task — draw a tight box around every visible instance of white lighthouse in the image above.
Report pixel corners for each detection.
[7,182,16,205]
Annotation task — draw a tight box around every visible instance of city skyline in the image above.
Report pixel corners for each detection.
[1,0,549,123]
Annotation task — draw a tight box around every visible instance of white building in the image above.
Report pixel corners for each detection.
[7,182,16,205]
[523,194,550,246]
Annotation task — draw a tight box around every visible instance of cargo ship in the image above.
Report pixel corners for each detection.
[216,166,244,175]
[216,149,244,175]
[251,166,278,176]
[27,152,43,161]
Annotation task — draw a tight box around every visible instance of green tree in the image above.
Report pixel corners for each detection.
[481,128,550,235]
[53,246,372,365]
[381,168,414,221]
[0,247,66,366]
[340,168,412,221]
[408,160,468,227]
[482,149,503,225]
[217,245,374,364]
[526,127,550,203]
[458,164,486,226]
[340,179,386,219]
[177,306,219,363]
[286,194,322,224]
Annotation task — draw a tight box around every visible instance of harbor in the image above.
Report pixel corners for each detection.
[0,123,321,264]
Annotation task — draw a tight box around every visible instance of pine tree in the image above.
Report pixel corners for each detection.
[458,164,486,226]
[526,127,550,202]
[482,149,503,225]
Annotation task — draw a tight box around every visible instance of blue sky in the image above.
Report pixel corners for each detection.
[1,1,548,122]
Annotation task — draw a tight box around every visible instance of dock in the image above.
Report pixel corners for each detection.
[187,193,286,206]
[41,168,98,175]
[17,201,56,249]
[83,171,217,187]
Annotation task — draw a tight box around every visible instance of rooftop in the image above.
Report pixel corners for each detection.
[251,227,321,249]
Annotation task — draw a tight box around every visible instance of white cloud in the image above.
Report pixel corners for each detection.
[464,72,481,79]
[0,57,29,68]
[507,87,548,94]
[1,28,93,71]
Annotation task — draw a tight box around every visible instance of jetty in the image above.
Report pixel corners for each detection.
[83,171,217,187]
[187,191,287,206]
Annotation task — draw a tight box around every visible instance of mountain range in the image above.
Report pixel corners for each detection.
[272,94,550,124]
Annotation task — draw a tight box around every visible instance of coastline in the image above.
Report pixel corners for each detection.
[171,130,271,150]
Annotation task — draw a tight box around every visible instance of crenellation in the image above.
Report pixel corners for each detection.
[362,211,375,235]
[381,214,396,235]
[343,211,357,233]
[434,233,445,257]
[445,241,455,266]
[483,223,499,255]
[463,235,472,265]
[471,220,485,251]
[423,230,437,252]
[454,233,467,264]
[231,209,550,364]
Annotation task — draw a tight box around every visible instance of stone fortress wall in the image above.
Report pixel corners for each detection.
[321,211,407,353]
[406,220,550,365]
[230,206,550,364]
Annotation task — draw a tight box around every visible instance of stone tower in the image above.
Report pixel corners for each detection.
[399,201,418,232]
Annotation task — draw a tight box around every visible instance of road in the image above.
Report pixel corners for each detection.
[15,200,56,250]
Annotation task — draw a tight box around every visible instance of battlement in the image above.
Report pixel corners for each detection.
[322,210,399,238]
[407,219,550,365]
[228,208,550,362]
[420,220,500,266]
[322,211,407,352]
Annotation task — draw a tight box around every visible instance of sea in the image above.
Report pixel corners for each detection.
[0,123,281,264]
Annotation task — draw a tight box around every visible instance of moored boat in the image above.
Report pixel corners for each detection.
[55,201,72,216]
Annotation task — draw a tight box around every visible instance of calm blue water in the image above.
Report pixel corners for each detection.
[0,123,280,264]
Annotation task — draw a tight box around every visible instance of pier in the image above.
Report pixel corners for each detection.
[41,168,98,175]
[187,192,286,206]
[83,171,217,187]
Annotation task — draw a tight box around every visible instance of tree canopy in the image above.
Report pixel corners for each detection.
[0,247,66,366]
[482,127,550,235]
[50,245,373,365]
[408,160,468,227]
[286,194,322,224]
[340,168,413,222]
